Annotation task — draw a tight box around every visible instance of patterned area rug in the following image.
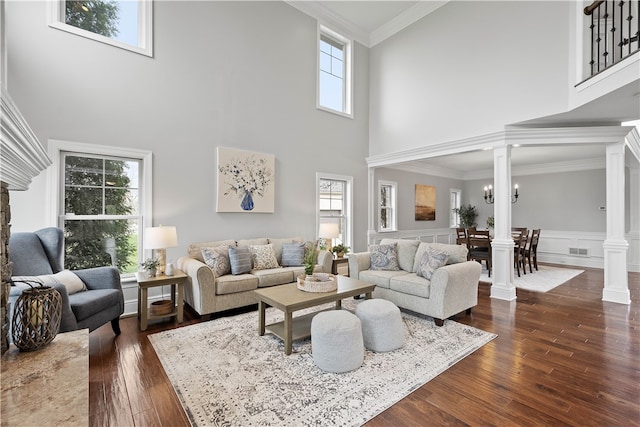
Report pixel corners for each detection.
[149,298,496,426]
[479,264,584,292]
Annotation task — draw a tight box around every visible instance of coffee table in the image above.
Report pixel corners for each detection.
[254,275,375,355]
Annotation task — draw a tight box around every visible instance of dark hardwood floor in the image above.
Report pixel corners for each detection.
[89,264,640,426]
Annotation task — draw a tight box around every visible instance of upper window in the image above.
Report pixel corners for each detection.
[379,180,397,232]
[49,0,153,57]
[317,25,352,118]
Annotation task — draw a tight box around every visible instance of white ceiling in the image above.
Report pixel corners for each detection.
[319,1,420,34]
[287,1,446,47]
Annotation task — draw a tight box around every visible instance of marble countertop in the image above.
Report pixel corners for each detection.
[1,329,89,426]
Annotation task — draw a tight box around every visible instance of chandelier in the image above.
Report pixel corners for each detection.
[484,184,519,204]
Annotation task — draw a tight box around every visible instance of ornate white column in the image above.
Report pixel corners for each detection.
[490,145,516,301]
[602,142,630,304]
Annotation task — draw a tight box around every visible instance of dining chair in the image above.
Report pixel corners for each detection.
[456,227,467,244]
[455,228,470,260]
[524,229,541,272]
[513,231,528,277]
[512,227,528,236]
[468,236,492,277]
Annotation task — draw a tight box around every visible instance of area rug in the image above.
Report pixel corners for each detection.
[149,298,496,427]
[479,264,584,292]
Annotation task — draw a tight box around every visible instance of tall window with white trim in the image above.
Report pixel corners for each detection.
[318,174,353,249]
[450,188,462,228]
[318,25,352,117]
[51,141,152,278]
[49,0,153,57]
[379,180,397,232]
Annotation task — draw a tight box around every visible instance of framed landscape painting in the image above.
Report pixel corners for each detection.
[216,147,275,213]
[415,184,436,221]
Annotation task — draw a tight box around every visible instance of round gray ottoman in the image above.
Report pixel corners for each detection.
[311,310,364,373]
[355,299,405,352]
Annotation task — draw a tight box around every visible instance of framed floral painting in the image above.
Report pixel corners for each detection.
[216,147,275,213]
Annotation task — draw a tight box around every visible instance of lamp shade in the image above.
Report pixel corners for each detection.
[144,226,178,250]
[318,223,339,239]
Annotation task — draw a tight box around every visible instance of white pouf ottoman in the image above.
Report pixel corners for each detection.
[311,310,364,373]
[355,299,405,352]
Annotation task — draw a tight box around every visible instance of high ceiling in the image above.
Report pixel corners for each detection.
[292,1,640,177]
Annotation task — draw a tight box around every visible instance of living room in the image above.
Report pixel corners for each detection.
[2,0,639,425]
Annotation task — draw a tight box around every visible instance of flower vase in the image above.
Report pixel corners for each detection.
[241,190,254,211]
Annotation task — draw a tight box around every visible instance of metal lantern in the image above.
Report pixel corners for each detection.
[11,282,62,351]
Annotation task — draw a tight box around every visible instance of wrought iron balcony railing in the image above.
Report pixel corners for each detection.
[584,0,639,78]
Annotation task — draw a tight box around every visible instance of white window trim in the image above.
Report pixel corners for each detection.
[378,180,397,232]
[48,0,153,57]
[316,172,353,249]
[46,139,153,273]
[316,24,353,119]
[449,188,462,228]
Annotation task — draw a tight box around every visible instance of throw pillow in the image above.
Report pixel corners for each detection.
[11,270,87,295]
[201,245,231,277]
[369,243,400,271]
[281,242,305,266]
[416,247,449,280]
[249,244,280,270]
[228,246,252,275]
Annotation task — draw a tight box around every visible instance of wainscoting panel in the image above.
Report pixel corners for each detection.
[367,229,456,246]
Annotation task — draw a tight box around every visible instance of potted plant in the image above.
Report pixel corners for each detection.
[307,248,319,275]
[141,257,160,277]
[456,204,478,229]
[486,216,494,229]
[331,244,350,258]
[486,216,495,237]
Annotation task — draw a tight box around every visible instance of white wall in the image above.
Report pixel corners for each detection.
[6,1,371,259]
[465,169,607,233]
[368,1,571,156]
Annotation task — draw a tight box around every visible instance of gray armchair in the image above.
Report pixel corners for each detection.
[8,227,124,335]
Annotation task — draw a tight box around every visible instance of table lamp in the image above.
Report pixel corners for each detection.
[144,225,178,275]
[318,223,339,251]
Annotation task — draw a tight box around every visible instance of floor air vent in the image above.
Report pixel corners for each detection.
[569,247,589,257]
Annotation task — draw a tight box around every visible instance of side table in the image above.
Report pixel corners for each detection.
[135,269,188,331]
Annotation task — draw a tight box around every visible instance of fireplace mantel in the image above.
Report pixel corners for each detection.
[1,84,51,189]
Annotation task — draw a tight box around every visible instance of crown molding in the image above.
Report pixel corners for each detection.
[625,127,640,167]
[368,126,638,180]
[366,131,505,168]
[285,1,369,46]
[0,85,51,190]
[285,0,448,48]
[386,161,466,180]
[369,1,448,47]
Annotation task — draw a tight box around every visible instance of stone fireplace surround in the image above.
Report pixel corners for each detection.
[1,85,52,354]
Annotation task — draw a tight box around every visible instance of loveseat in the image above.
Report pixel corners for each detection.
[177,237,333,316]
[348,238,481,326]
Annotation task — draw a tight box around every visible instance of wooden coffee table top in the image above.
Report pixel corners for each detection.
[254,275,375,312]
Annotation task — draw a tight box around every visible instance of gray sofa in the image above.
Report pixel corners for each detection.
[348,238,481,326]
[177,237,333,316]
[9,227,124,334]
